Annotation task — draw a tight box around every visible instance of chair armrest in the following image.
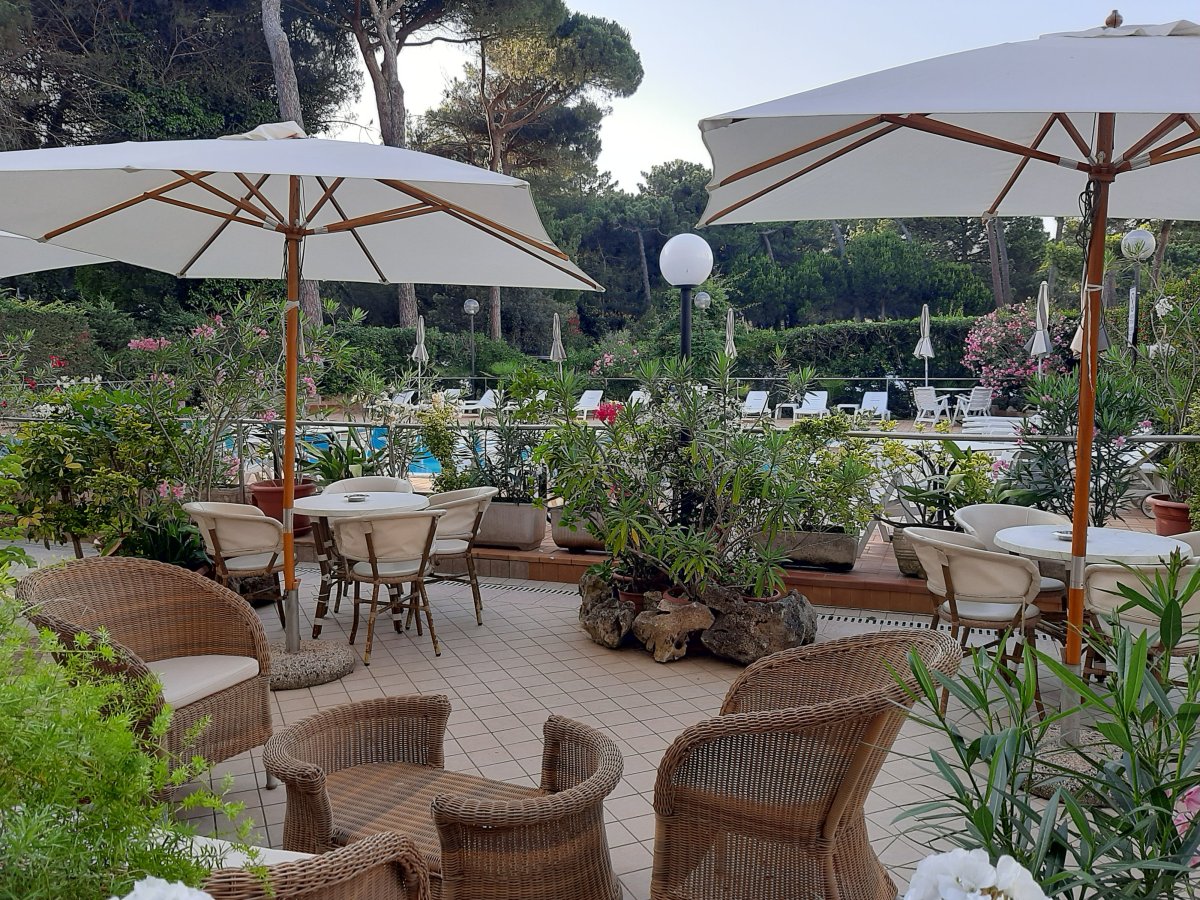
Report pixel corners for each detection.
[538,714,624,794]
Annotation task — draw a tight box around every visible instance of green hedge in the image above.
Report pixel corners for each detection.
[0,298,138,374]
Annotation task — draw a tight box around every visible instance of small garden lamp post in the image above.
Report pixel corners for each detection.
[464,297,480,381]
[660,233,714,359]
[1121,228,1156,362]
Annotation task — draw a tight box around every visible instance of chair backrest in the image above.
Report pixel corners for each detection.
[184,501,281,556]
[442,388,462,403]
[575,389,603,411]
[860,391,889,416]
[800,390,828,412]
[203,832,431,900]
[628,390,648,406]
[742,390,769,414]
[966,386,994,411]
[428,486,499,540]
[652,632,960,879]
[905,526,1039,608]
[913,386,939,411]
[1085,562,1200,641]
[391,389,415,407]
[960,416,1022,435]
[953,503,1069,551]
[324,476,413,494]
[1175,531,1200,558]
[469,389,498,409]
[332,510,443,566]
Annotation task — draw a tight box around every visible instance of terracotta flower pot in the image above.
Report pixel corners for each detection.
[1148,494,1193,536]
[248,477,318,536]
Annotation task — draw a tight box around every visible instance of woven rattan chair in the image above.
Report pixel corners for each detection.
[184,500,286,626]
[265,696,624,900]
[426,486,498,626]
[650,630,960,900]
[17,557,273,772]
[203,832,431,900]
[332,509,443,663]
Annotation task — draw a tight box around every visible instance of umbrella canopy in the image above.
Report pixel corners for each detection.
[914,304,934,385]
[549,313,567,364]
[724,308,738,360]
[0,230,110,276]
[1028,282,1054,358]
[0,122,598,656]
[696,16,1200,724]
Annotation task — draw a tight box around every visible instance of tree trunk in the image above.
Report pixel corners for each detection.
[397,283,417,327]
[633,229,652,306]
[996,217,1013,305]
[1152,219,1173,284]
[488,284,501,341]
[760,230,777,263]
[261,0,321,324]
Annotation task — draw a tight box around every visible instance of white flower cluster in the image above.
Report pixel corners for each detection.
[110,876,215,900]
[904,849,1048,900]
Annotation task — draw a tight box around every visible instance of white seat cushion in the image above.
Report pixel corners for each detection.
[1039,576,1065,594]
[433,538,470,556]
[224,551,282,573]
[147,655,260,708]
[351,559,421,578]
[189,834,312,867]
[940,600,1038,623]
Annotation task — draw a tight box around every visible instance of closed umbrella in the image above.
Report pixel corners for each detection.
[1027,281,1054,374]
[724,308,738,361]
[697,15,1200,729]
[549,312,567,376]
[0,122,598,661]
[411,315,430,399]
[913,304,934,385]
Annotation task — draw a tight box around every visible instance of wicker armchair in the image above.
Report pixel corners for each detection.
[651,630,961,900]
[18,557,273,769]
[265,696,624,900]
[203,832,431,900]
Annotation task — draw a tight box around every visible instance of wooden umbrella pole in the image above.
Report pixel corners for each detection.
[282,175,302,653]
[1064,113,1115,732]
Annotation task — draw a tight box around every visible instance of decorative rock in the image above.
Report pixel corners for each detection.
[632,602,715,663]
[700,586,817,665]
[578,573,636,648]
[269,640,356,690]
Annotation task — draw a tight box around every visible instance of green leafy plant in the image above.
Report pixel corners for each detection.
[902,551,1200,899]
[301,429,380,485]
[459,398,546,504]
[883,440,996,529]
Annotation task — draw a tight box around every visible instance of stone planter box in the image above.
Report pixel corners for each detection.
[772,529,859,572]
[476,500,547,551]
[550,507,605,553]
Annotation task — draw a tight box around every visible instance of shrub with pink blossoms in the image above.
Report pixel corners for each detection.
[962,303,1073,408]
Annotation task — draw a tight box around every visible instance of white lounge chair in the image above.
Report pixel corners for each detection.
[575,390,603,419]
[913,387,950,424]
[628,390,649,407]
[459,388,499,415]
[955,386,994,421]
[741,390,770,418]
[389,389,415,408]
[794,390,830,417]
[857,391,891,420]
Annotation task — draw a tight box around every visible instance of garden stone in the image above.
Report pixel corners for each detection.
[578,573,635,648]
[700,586,817,665]
[632,601,715,663]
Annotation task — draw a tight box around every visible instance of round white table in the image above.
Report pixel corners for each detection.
[294,491,430,637]
[994,524,1191,565]
[294,491,429,517]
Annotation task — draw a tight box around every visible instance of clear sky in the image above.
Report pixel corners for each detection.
[333,1,1200,191]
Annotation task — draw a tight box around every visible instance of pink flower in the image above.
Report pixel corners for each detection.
[1113,435,1127,448]
[156,481,184,500]
[212,314,223,326]
[191,324,216,340]
[128,337,171,352]
[259,409,279,423]
[1140,420,1154,430]
[253,327,269,339]
[301,375,318,398]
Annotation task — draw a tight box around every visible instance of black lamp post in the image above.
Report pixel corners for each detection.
[1121,227,1156,363]
[659,233,714,359]
[463,297,480,381]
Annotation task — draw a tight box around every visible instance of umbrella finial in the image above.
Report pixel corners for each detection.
[1105,9,1123,28]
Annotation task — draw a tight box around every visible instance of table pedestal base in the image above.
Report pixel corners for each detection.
[269,640,356,690]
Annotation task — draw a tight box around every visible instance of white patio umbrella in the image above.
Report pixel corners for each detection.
[0,122,598,658]
[0,230,110,275]
[411,315,430,399]
[1027,281,1054,374]
[549,312,567,376]
[724,307,738,361]
[913,304,934,385]
[697,15,1200,724]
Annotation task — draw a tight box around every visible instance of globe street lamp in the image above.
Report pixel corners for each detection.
[659,234,714,359]
[1121,227,1156,362]
[463,297,480,381]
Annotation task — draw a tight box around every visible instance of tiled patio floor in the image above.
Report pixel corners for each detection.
[169,563,977,899]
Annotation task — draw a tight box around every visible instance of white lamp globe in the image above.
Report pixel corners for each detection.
[659,233,714,287]
[693,291,712,310]
[1121,228,1156,261]
[463,297,480,315]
